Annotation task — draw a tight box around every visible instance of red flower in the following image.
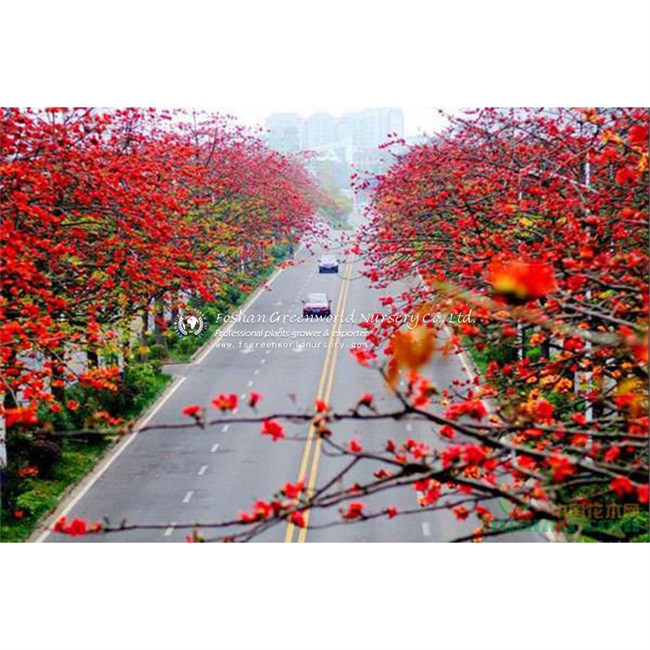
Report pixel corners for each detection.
[386,507,398,519]
[289,511,306,528]
[67,400,80,411]
[342,502,364,519]
[315,399,329,413]
[615,167,639,185]
[441,446,462,468]
[358,393,374,408]
[548,455,576,483]
[282,481,305,499]
[439,424,455,439]
[53,516,67,533]
[463,444,487,465]
[475,505,493,522]
[212,393,238,411]
[248,391,263,408]
[637,485,649,505]
[453,506,470,520]
[534,399,554,423]
[487,259,556,304]
[261,419,285,442]
[444,399,487,421]
[3,407,39,428]
[564,337,585,352]
[53,517,90,537]
[238,511,256,524]
[66,519,88,537]
[610,476,635,498]
[350,345,376,366]
[182,404,202,417]
[253,500,275,520]
[18,466,38,477]
[423,486,441,505]
[14,511,24,519]
[628,124,649,145]
[348,439,363,453]
[603,446,621,463]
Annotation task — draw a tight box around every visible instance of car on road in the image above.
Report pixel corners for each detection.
[318,254,339,273]
[302,293,332,317]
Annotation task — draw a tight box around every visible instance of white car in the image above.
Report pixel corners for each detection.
[302,293,332,317]
[318,255,339,273]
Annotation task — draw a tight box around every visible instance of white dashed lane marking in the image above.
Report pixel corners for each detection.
[164,524,176,537]
[421,522,431,537]
[198,465,208,476]
[221,425,229,433]
[182,491,194,504]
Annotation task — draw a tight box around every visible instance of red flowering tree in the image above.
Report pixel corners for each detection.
[349,107,649,540]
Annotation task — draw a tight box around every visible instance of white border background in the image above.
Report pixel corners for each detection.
[2,1,649,649]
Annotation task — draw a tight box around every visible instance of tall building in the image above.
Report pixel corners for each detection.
[302,112,338,149]
[339,108,404,149]
[264,108,405,183]
[265,113,302,152]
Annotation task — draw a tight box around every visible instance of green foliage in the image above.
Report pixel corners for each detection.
[525,345,542,363]
[1,438,111,542]
[1,364,171,542]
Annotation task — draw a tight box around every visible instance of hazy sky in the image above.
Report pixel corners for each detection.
[220,107,448,136]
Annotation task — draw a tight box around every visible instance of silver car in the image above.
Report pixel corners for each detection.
[302,292,332,317]
[318,255,339,273]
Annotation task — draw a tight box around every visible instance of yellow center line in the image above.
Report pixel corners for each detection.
[284,254,353,543]
[291,253,355,543]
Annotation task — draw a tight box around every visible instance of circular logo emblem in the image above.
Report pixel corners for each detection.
[176,309,206,338]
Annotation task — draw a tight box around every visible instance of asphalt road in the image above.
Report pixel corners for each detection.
[39,219,546,543]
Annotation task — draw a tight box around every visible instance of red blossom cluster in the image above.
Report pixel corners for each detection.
[53,516,101,537]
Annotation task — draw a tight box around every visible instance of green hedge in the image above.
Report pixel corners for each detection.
[1,363,171,542]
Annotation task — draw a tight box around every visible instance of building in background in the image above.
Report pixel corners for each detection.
[264,108,406,188]
[338,108,404,149]
[264,113,302,152]
[302,112,338,149]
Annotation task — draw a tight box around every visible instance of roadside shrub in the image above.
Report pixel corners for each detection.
[28,439,63,479]
[15,488,46,517]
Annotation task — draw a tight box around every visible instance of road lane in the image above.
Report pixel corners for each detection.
[42,237,346,542]
[284,252,355,542]
[39,221,545,543]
